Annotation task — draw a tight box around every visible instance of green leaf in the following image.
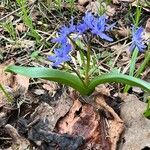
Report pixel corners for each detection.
[144,109,150,119]
[5,65,88,95]
[87,72,150,95]
[5,66,150,96]
[124,47,139,92]
[143,98,150,119]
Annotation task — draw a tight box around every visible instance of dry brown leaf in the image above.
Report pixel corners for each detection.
[42,81,58,96]
[57,94,124,150]
[132,87,143,94]
[0,61,29,104]
[0,61,14,86]
[77,5,86,12]
[17,39,35,49]
[57,99,102,149]
[78,0,89,6]
[117,26,130,37]
[95,95,124,150]
[16,23,26,32]
[28,0,36,4]
[110,43,130,69]
[30,10,41,21]
[13,74,29,93]
[0,101,12,128]
[95,96,122,122]
[5,39,35,50]
[86,1,104,15]
[0,4,5,15]
[106,5,116,17]
[145,18,150,32]
[30,90,73,132]
[0,61,14,104]
[119,94,150,149]
[144,18,150,43]
[0,112,8,127]
[95,84,110,96]
[112,0,119,4]
[5,124,30,150]
[33,89,45,95]
[8,15,14,22]
[142,67,150,81]
[0,4,5,11]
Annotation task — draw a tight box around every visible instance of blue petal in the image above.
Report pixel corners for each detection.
[61,43,72,53]
[83,12,95,29]
[136,26,143,36]
[95,15,106,32]
[76,23,88,34]
[63,55,71,62]
[137,43,146,52]
[129,43,136,51]
[48,55,57,62]
[52,59,63,67]
[106,22,116,31]
[51,36,67,44]
[98,32,113,42]
[131,25,146,52]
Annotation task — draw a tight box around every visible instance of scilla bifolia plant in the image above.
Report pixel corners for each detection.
[5,12,150,96]
[124,25,148,92]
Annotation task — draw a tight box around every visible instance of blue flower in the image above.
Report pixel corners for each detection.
[48,44,72,67]
[129,26,146,52]
[60,19,76,36]
[52,17,76,44]
[91,15,113,41]
[51,36,68,44]
[76,12,113,41]
[76,12,95,34]
[49,12,115,67]
[83,12,95,29]
[76,23,88,34]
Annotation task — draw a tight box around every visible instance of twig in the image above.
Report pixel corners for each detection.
[111,42,131,69]
[95,36,130,48]
[37,3,52,23]
[40,2,61,23]
[0,7,21,21]
[0,2,33,21]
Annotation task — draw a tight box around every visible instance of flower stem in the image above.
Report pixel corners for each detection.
[124,49,150,92]
[124,47,139,92]
[85,44,91,85]
[135,50,150,78]
[68,36,86,54]
[67,63,87,87]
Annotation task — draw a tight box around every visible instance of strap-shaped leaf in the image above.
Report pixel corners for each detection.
[5,66,150,96]
[5,65,88,95]
[87,73,150,95]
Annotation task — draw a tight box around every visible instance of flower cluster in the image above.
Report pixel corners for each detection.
[48,44,72,67]
[48,12,147,67]
[48,12,114,67]
[77,12,115,41]
[129,26,146,52]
